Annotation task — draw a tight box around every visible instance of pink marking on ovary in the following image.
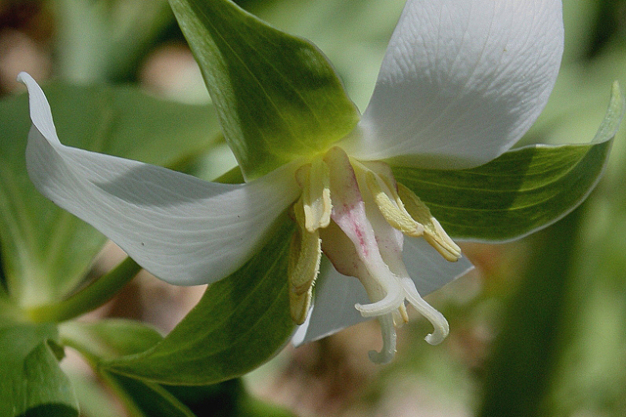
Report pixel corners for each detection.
[338,201,370,259]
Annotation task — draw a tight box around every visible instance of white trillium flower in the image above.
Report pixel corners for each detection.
[19,0,563,363]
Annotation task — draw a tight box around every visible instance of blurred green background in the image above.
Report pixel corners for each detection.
[1,0,625,416]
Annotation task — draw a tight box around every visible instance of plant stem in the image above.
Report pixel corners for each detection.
[27,257,141,323]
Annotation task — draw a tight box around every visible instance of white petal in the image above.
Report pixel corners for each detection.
[19,72,300,286]
[292,262,370,346]
[346,0,563,169]
[403,237,474,296]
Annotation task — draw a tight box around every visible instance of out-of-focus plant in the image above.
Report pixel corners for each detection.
[53,0,173,83]
[475,2,626,417]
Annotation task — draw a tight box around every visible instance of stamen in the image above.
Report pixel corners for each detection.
[297,158,332,232]
[401,278,449,345]
[288,198,322,324]
[397,183,462,262]
[364,170,424,237]
[368,314,397,364]
[289,286,313,326]
[424,217,462,262]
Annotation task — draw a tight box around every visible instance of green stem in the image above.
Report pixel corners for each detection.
[27,257,141,323]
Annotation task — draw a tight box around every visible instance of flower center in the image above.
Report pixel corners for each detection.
[288,146,461,363]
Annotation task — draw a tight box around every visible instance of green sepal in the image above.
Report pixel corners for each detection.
[169,0,360,180]
[0,83,220,306]
[393,82,624,242]
[101,216,296,384]
[0,321,78,417]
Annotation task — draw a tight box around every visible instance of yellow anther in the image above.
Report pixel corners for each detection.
[397,183,462,262]
[290,288,313,325]
[364,170,424,237]
[297,157,332,233]
[288,198,322,324]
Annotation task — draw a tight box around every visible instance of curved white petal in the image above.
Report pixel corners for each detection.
[292,262,370,346]
[346,0,563,169]
[403,237,474,296]
[19,72,300,286]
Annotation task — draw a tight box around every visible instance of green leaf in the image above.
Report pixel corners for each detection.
[170,0,360,180]
[393,82,624,242]
[102,216,296,384]
[0,321,78,417]
[0,83,220,306]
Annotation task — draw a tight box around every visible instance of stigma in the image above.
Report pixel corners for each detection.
[288,147,461,363]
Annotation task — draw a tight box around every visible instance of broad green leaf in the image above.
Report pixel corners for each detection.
[393,82,623,242]
[0,321,78,417]
[103,216,295,384]
[0,83,220,306]
[170,0,360,180]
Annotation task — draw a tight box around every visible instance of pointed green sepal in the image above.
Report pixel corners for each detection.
[101,216,296,385]
[169,0,360,180]
[393,82,624,242]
